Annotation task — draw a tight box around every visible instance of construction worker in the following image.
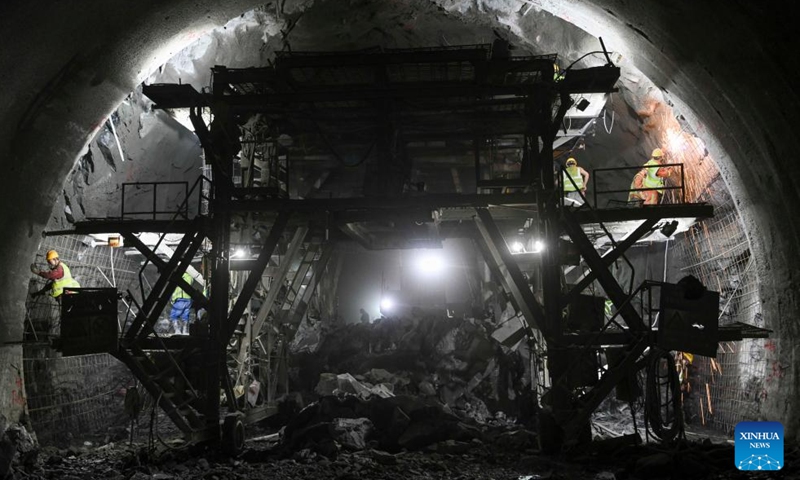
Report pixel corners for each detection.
[170,272,194,334]
[553,63,565,82]
[30,249,80,298]
[563,157,590,206]
[629,148,672,205]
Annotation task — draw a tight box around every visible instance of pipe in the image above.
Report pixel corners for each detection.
[108,117,126,163]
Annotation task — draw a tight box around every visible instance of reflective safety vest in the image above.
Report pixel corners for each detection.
[642,159,665,193]
[171,272,194,303]
[563,166,584,192]
[51,262,80,298]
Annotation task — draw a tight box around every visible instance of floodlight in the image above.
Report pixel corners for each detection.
[416,252,444,274]
[511,241,525,253]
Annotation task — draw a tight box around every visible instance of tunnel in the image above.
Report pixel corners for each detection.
[1,0,798,477]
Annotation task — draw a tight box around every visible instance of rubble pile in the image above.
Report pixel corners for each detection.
[278,394,483,456]
[290,311,536,430]
[15,433,784,480]
[0,418,38,479]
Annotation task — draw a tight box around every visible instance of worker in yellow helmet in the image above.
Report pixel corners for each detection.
[628,148,672,205]
[170,272,195,335]
[30,249,80,298]
[553,63,565,82]
[563,157,590,206]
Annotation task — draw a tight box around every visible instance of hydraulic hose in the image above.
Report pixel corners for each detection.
[645,349,682,442]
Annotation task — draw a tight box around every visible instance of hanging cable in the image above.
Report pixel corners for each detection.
[603,108,615,134]
[645,349,682,442]
[563,51,614,72]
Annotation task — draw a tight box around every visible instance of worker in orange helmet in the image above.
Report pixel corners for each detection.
[30,249,81,298]
[628,148,672,205]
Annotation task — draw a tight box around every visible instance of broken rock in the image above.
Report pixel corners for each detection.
[369,449,398,465]
[332,418,374,450]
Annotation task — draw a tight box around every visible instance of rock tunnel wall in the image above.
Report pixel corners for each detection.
[1,0,799,440]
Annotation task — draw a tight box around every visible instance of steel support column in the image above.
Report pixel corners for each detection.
[224,212,291,340]
[561,218,658,308]
[562,210,647,332]
[233,227,308,372]
[474,207,546,334]
[122,232,207,307]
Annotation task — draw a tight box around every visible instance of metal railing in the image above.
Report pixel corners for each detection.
[591,163,686,208]
[132,175,211,318]
[558,166,638,294]
[121,181,189,220]
[120,176,212,221]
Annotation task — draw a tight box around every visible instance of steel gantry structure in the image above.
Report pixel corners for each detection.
[47,42,768,452]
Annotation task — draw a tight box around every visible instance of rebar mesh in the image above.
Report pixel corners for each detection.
[665,124,766,436]
[23,234,139,444]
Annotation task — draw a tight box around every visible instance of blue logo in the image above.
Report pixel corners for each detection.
[735,421,783,471]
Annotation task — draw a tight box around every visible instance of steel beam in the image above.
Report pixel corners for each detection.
[227,193,540,213]
[273,48,491,69]
[245,227,308,344]
[229,227,308,395]
[125,220,201,339]
[122,233,167,270]
[44,219,197,236]
[338,223,374,249]
[474,207,546,335]
[561,218,658,308]
[288,245,333,326]
[570,204,714,224]
[136,232,206,341]
[224,212,291,339]
[121,232,207,308]
[561,336,650,443]
[281,247,318,316]
[562,211,647,332]
[220,84,536,107]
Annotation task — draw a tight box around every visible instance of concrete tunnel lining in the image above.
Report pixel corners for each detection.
[0,0,798,439]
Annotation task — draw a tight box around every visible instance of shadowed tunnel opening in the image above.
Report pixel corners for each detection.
[1,0,799,458]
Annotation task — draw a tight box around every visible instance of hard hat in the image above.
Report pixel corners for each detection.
[566,157,577,166]
[46,250,59,261]
[651,148,664,158]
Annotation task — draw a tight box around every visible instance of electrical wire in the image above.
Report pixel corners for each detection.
[645,349,682,442]
[603,108,615,134]
[563,51,615,72]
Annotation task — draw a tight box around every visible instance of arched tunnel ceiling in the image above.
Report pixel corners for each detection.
[1,0,799,436]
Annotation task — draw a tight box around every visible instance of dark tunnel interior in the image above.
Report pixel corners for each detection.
[1,1,799,478]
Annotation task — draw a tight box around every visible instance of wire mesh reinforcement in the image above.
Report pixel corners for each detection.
[24,234,140,444]
[666,124,766,436]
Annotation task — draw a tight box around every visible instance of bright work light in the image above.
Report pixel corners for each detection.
[416,252,444,274]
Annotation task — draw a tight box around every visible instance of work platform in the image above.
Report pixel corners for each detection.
[47,41,767,454]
